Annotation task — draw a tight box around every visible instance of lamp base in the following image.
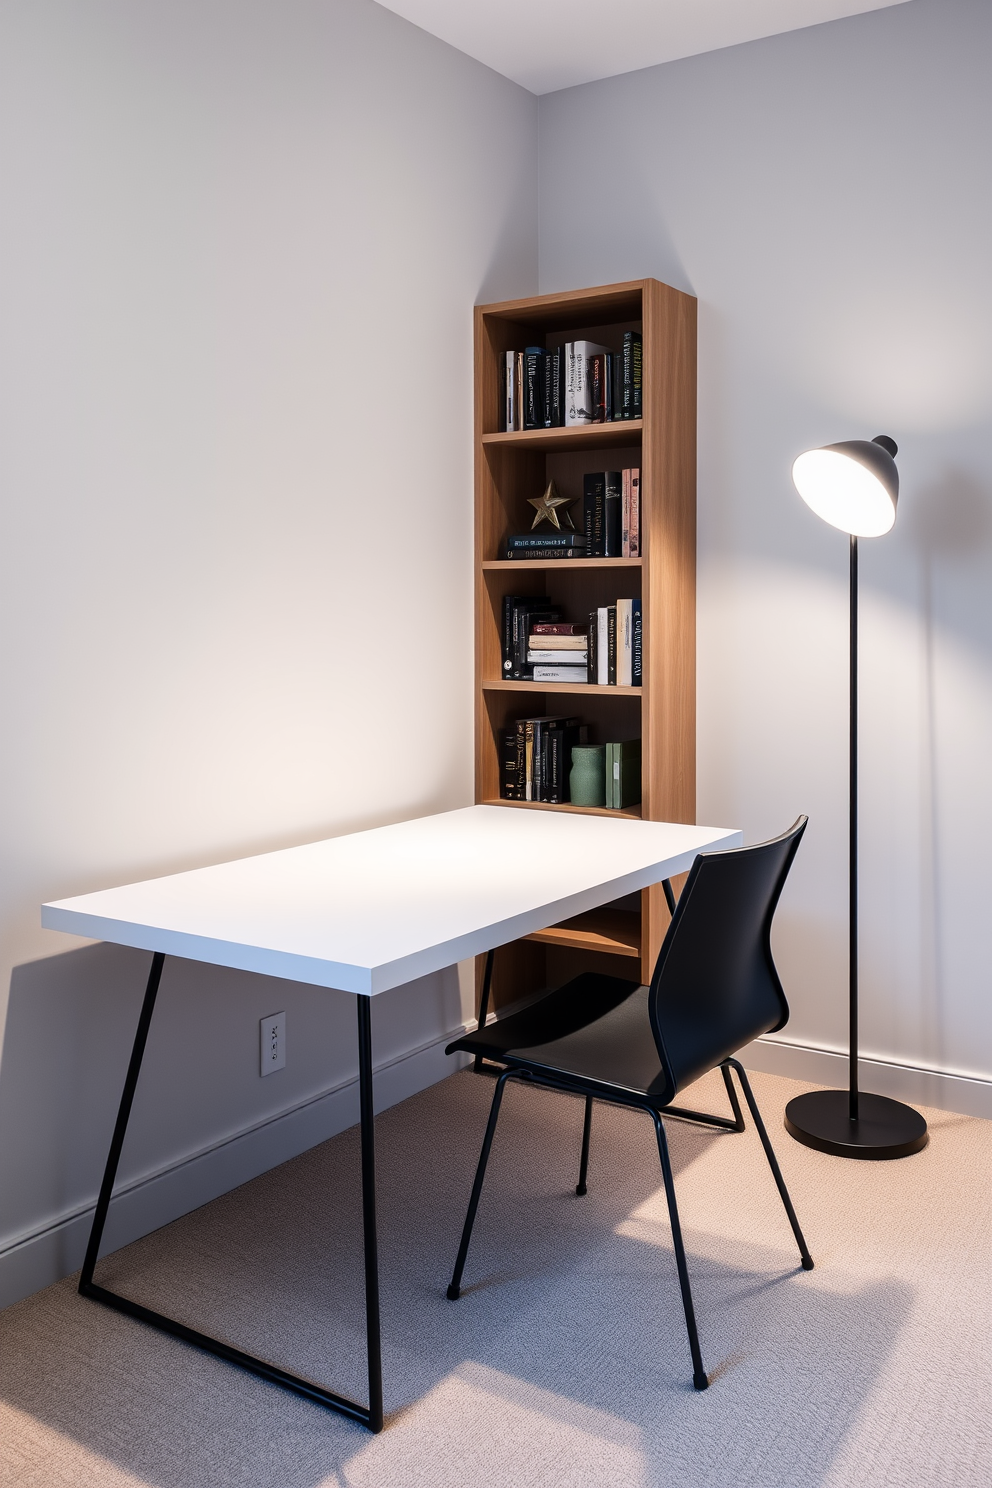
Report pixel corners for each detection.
[785,1089,928,1160]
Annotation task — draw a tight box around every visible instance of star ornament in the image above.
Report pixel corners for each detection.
[528,480,578,532]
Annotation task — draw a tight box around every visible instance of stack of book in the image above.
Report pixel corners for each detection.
[528,622,588,683]
[505,531,586,561]
[500,715,587,802]
[502,332,642,431]
[501,594,641,685]
[589,598,641,686]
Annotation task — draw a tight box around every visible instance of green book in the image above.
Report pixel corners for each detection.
[606,739,642,810]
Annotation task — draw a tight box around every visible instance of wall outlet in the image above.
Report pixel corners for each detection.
[260,1012,286,1076]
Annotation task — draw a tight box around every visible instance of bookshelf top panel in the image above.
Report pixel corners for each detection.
[477,280,648,331]
[482,420,642,453]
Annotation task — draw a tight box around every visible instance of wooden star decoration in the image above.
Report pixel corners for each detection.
[527,480,578,531]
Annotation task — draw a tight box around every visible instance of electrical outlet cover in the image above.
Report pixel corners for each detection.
[260,1012,286,1076]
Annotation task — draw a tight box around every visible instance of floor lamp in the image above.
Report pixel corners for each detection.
[784,435,929,1160]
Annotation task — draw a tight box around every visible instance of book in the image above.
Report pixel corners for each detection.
[583,472,606,557]
[603,352,614,422]
[500,727,521,799]
[590,354,606,423]
[506,530,586,549]
[501,593,525,676]
[605,739,642,809]
[631,598,642,685]
[588,609,598,682]
[596,607,609,685]
[504,351,515,432]
[607,604,617,685]
[566,340,611,426]
[616,598,634,686]
[528,649,588,664]
[622,469,630,557]
[604,470,622,557]
[507,548,585,560]
[629,468,640,557]
[531,622,587,636]
[549,344,565,427]
[523,346,545,430]
[622,332,642,420]
[532,665,589,683]
[515,352,524,430]
[611,353,623,423]
[543,719,585,801]
[527,632,587,650]
[514,714,581,800]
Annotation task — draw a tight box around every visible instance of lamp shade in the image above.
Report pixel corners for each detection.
[792,436,899,537]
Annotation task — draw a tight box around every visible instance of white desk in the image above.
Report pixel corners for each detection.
[43,805,740,1431]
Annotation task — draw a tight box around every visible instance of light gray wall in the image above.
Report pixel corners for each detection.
[0,0,537,1300]
[539,0,992,1087]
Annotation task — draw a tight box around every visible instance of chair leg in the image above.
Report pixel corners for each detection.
[652,1112,708,1391]
[576,1095,593,1196]
[448,1069,513,1300]
[720,1063,746,1131]
[725,1059,814,1270]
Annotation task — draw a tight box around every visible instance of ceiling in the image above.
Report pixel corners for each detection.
[375,0,912,94]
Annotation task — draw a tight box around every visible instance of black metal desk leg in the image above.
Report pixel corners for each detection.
[80,951,166,1292]
[356,994,384,1433]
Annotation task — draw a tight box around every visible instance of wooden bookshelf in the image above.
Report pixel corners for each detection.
[474,278,696,1008]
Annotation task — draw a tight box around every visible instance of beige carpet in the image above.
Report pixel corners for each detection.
[1,1066,990,1488]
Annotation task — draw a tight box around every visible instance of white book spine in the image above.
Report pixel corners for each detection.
[617,599,633,687]
[596,607,609,686]
[564,342,578,426]
[505,350,514,432]
[532,665,588,682]
[527,650,589,664]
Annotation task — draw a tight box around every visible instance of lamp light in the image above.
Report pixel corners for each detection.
[784,435,928,1160]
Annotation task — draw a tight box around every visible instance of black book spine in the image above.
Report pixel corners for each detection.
[603,470,622,557]
[515,721,527,798]
[588,609,598,683]
[546,728,562,804]
[502,594,520,677]
[611,352,622,422]
[583,472,606,557]
[532,720,544,802]
[632,599,642,685]
[500,727,518,798]
[622,331,642,420]
[603,353,613,422]
[541,350,552,428]
[523,347,543,430]
[607,604,617,685]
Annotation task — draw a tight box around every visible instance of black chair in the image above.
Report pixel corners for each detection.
[444,817,813,1391]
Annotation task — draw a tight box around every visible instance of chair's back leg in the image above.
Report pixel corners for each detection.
[725,1060,814,1270]
[652,1112,709,1391]
[720,1064,746,1131]
[448,1069,513,1300]
[576,1095,593,1196]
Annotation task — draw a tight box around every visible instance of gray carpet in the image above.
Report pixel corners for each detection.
[1,1066,990,1487]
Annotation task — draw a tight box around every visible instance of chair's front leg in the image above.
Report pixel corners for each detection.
[448,1069,513,1300]
[652,1112,708,1391]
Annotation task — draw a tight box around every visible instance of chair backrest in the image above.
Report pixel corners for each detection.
[647,818,807,1102]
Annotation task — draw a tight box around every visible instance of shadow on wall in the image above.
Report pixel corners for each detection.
[0,943,466,1276]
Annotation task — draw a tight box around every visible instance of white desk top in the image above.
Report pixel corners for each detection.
[42,806,741,995]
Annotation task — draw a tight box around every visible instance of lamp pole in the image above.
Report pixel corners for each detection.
[849,533,859,1123]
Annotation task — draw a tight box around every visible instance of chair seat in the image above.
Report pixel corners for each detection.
[447,972,670,1102]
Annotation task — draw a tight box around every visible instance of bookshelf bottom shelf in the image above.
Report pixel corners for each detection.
[525,908,641,960]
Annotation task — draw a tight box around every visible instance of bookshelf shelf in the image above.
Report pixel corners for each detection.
[475,277,696,1005]
[482,420,642,452]
[482,558,642,571]
[482,679,642,697]
[483,798,642,821]
[524,907,641,959]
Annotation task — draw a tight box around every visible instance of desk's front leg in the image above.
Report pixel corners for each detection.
[356,994,383,1432]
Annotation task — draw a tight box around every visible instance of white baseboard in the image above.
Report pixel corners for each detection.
[740,1035,992,1120]
[0,1028,470,1310]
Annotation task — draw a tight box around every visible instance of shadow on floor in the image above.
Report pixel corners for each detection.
[0,1068,911,1488]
